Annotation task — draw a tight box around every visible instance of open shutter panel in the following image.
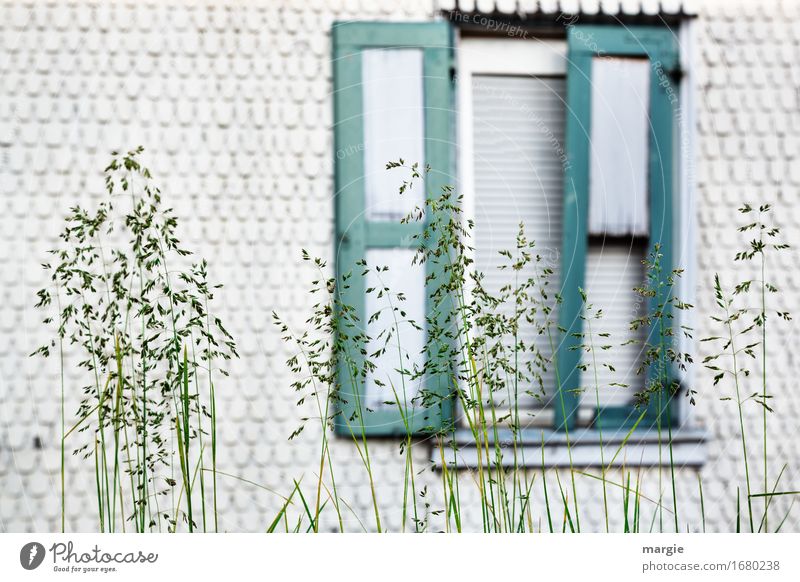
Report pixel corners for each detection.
[557,26,679,432]
[332,22,455,436]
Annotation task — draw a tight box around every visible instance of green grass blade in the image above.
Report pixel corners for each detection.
[698,474,705,533]
[266,487,298,533]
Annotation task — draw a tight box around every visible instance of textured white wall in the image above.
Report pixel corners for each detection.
[1,0,799,533]
[689,0,800,534]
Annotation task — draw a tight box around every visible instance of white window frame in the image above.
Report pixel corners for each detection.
[456,36,568,428]
[457,36,568,247]
[435,27,705,467]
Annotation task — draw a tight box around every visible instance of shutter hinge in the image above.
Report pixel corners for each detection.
[669,66,685,82]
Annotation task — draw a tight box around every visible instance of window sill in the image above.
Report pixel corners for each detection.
[432,426,708,469]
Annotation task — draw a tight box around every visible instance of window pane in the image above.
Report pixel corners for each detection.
[472,75,566,419]
[362,49,425,222]
[579,240,647,418]
[588,57,650,237]
[364,248,426,411]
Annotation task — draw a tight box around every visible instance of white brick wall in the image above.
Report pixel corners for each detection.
[1,0,800,533]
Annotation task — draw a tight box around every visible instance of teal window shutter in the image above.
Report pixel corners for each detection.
[556,26,679,432]
[332,22,455,436]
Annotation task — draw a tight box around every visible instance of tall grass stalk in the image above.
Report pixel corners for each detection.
[705,275,755,531]
[734,204,788,529]
[33,148,237,532]
[275,162,725,533]
[698,474,706,533]
[576,288,611,531]
[704,204,790,534]
[43,154,800,533]
[630,245,693,531]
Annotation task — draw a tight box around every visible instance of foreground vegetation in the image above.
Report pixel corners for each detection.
[35,152,795,532]
[34,148,237,532]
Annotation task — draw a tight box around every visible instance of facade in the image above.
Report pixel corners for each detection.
[1,0,800,533]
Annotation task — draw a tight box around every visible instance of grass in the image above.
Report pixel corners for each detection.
[271,163,798,532]
[35,152,799,533]
[34,148,238,532]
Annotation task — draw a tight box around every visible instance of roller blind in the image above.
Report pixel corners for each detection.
[472,74,566,416]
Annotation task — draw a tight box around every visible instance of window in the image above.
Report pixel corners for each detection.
[459,38,567,428]
[332,21,683,439]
